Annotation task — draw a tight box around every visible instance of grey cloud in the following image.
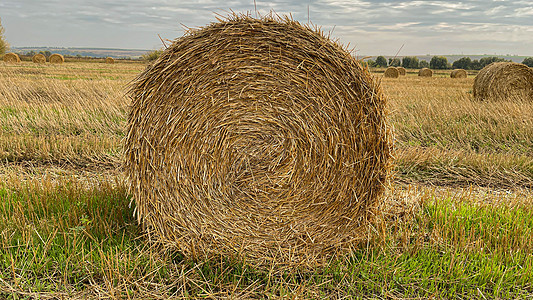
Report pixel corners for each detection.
[1,0,532,55]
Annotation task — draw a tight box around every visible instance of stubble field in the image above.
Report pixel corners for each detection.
[0,61,532,299]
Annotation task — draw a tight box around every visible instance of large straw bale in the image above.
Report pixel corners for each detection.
[473,62,533,101]
[49,53,64,64]
[397,66,406,76]
[32,53,46,64]
[105,57,115,64]
[418,68,433,77]
[384,67,399,78]
[125,14,393,266]
[3,52,20,63]
[450,69,467,78]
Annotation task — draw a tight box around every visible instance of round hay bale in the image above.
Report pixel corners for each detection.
[473,62,533,101]
[125,15,393,266]
[450,69,467,78]
[105,57,115,64]
[397,66,406,76]
[3,53,21,63]
[418,68,433,77]
[32,53,46,64]
[49,53,64,64]
[383,67,399,78]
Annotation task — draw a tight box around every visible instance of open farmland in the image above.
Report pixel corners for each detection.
[0,61,532,298]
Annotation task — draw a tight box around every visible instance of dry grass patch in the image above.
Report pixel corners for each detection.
[0,62,143,166]
[381,74,533,187]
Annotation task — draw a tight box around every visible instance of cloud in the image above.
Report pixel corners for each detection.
[0,0,532,55]
[514,6,533,16]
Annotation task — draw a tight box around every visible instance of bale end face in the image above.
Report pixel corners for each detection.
[32,54,46,64]
[451,69,467,78]
[397,67,406,76]
[3,53,21,64]
[473,62,533,101]
[384,67,400,78]
[418,68,433,77]
[105,57,115,64]
[49,54,64,64]
[125,14,393,267]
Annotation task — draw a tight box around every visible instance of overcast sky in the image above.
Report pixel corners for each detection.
[1,0,532,56]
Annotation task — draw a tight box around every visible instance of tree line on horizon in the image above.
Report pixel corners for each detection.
[0,17,7,56]
[367,55,533,70]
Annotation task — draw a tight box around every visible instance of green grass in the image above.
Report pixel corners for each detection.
[0,181,531,298]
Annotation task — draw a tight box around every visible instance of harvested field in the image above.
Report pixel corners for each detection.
[1,48,532,298]
[397,66,406,75]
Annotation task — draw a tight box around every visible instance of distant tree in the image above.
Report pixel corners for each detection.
[25,50,36,56]
[452,57,472,70]
[419,60,430,68]
[479,56,508,68]
[142,49,163,61]
[401,56,419,69]
[375,56,387,67]
[365,59,376,68]
[430,56,449,69]
[388,57,401,67]
[522,57,533,67]
[39,50,51,57]
[0,17,8,56]
[470,59,482,70]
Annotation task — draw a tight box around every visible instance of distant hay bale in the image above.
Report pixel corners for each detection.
[473,62,533,101]
[397,67,406,76]
[451,69,467,78]
[384,67,399,78]
[125,14,393,266]
[418,68,433,77]
[49,54,64,64]
[3,53,21,63]
[32,54,46,64]
[105,57,115,64]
